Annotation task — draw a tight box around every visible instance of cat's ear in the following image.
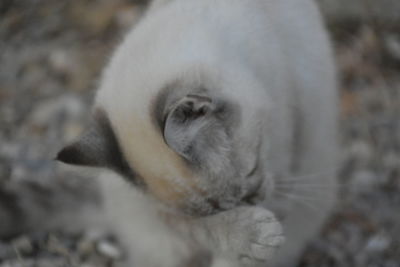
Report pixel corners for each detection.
[163,94,236,164]
[56,109,133,177]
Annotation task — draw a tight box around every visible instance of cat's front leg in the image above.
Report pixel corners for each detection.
[189,207,285,267]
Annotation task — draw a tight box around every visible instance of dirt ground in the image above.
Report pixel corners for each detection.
[0,1,399,266]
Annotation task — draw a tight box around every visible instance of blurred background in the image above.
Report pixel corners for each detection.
[0,0,399,266]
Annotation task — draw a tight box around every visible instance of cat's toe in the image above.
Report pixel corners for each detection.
[251,208,275,222]
[254,220,284,245]
[250,234,285,260]
[241,207,285,262]
[251,220,284,260]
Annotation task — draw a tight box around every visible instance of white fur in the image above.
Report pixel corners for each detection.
[95,0,337,266]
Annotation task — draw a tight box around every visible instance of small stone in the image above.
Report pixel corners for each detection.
[63,121,84,142]
[77,238,95,256]
[30,96,84,128]
[365,232,391,252]
[96,240,122,259]
[70,1,117,35]
[0,162,11,182]
[385,34,400,61]
[116,5,142,29]
[348,140,373,165]
[49,49,75,74]
[0,259,35,267]
[84,228,107,242]
[385,260,400,267]
[46,235,69,256]
[62,96,86,118]
[11,236,33,255]
[35,258,68,267]
[383,151,400,170]
[0,241,15,260]
[350,170,377,192]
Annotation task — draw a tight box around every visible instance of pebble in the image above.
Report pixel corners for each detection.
[29,96,85,128]
[116,5,142,29]
[11,236,33,256]
[0,162,11,182]
[0,241,15,260]
[365,232,391,252]
[350,170,378,192]
[63,121,84,142]
[382,151,400,170]
[84,228,108,242]
[348,140,373,166]
[46,235,70,256]
[49,49,76,74]
[0,260,34,267]
[77,238,95,256]
[385,34,400,61]
[96,240,122,259]
[80,264,98,267]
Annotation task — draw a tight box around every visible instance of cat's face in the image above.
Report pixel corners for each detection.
[58,66,269,215]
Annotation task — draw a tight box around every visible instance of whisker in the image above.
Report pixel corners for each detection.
[273,190,321,212]
[277,173,335,182]
[275,183,343,189]
[275,186,335,194]
[275,167,341,182]
[275,180,371,190]
[276,190,324,201]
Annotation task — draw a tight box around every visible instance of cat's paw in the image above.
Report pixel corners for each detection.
[235,207,285,266]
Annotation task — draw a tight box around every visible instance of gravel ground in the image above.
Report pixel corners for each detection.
[0,1,399,266]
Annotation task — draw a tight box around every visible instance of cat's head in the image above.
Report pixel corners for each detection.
[57,65,269,215]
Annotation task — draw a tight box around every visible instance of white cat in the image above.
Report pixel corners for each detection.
[58,0,338,266]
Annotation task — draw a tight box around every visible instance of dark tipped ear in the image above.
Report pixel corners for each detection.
[56,109,133,177]
[56,127,109,168]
